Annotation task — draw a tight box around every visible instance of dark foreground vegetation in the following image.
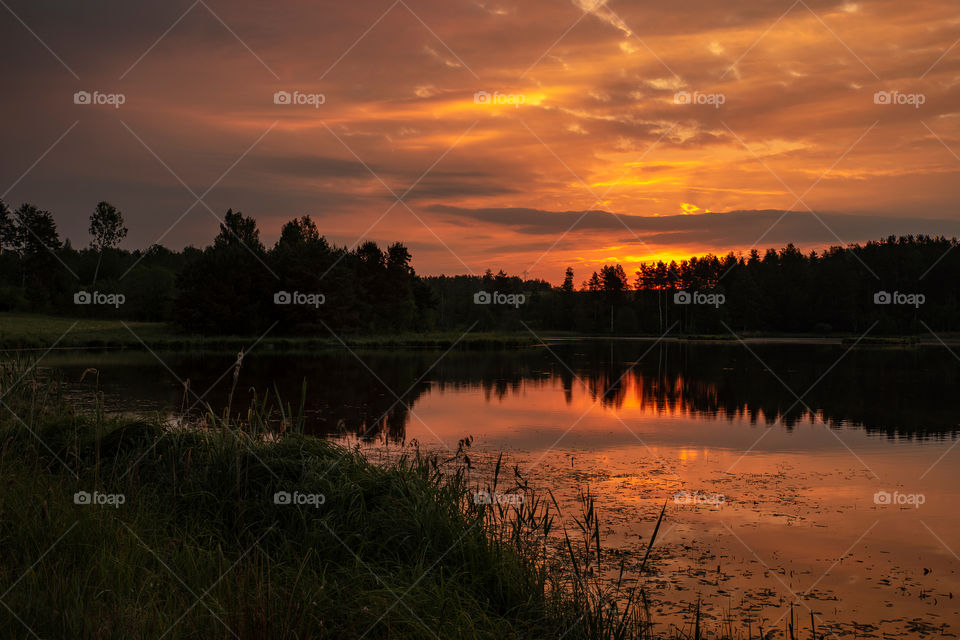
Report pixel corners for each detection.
[1,197,955,337]
[0,359,689,640]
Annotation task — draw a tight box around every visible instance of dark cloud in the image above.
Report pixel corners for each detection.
[248,155,379,180]
[429,204,960,249]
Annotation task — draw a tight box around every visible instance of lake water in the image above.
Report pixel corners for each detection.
[42,340,960,638]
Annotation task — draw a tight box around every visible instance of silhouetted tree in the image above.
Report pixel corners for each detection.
[12,203,61,255]
[385,242,417,329]
[214,209,262,251]
[174,209,272,334]
[0,199,14,253]
[271,215,335,332]
[89,201,127,283]
[89,201,127,250]
[8,203,65,309]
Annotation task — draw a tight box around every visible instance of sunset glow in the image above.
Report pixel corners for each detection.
[1,0,959,281]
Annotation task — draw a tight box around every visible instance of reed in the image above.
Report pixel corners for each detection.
[0,357,711,639]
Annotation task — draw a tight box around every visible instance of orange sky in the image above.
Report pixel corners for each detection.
[1,0,959,282]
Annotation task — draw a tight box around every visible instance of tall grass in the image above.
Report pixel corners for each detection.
[0,358,681,639]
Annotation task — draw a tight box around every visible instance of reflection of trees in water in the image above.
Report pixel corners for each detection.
[330,342,960,442]
[275,352,429,443]
[68,352,430,444]
[68,343,960,443]
[550,342,960,439]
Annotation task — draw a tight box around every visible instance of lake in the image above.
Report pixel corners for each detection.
[42,339,960,638]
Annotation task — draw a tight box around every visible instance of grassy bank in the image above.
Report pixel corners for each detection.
[0,360,668,639]
[0,313,946,353]
[0,313,541,351]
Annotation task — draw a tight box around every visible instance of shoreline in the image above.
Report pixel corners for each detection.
[0,312,953,352]
[0,358,673,639]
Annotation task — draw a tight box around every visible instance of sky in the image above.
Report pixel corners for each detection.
[1,0,959,282]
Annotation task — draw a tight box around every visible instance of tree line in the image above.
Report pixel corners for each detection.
[0,198,957,335]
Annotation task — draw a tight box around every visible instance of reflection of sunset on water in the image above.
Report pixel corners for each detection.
[395,388,960,638]
[47,341,960,637]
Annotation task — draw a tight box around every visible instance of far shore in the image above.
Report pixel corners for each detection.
[0,312,954,352]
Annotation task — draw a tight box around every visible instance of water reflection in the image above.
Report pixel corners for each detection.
[44,340,960,442]
[36,341,960,638]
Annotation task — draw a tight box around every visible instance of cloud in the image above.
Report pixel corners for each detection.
[0,0,958,278]
[429,204,960,249]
